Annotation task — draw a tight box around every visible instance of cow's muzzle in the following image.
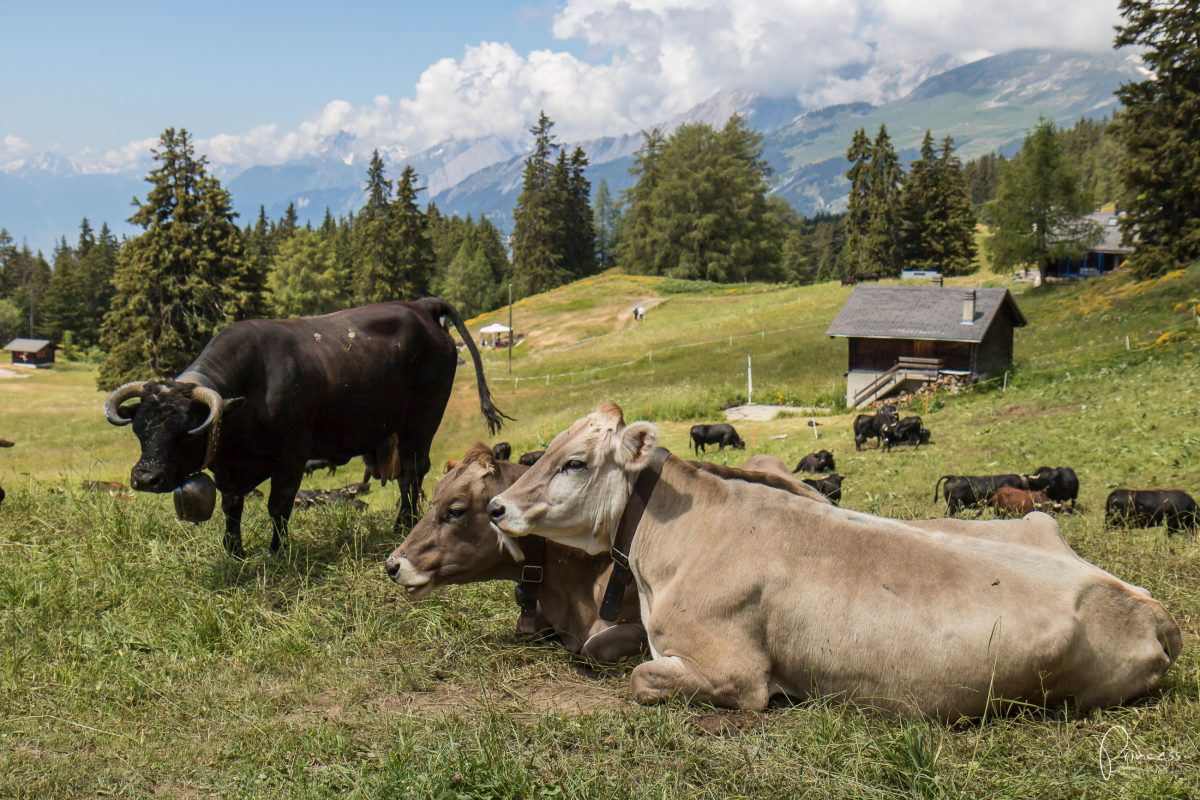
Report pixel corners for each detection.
[131,465,170,492]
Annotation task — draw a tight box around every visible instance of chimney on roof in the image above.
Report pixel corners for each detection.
[962,289,976,324]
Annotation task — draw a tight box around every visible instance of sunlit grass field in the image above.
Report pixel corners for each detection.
[1,266,1198,798]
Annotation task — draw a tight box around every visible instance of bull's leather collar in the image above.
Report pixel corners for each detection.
[515,535,546,636]
[599,446,671,622]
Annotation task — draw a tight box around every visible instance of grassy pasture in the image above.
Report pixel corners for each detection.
[1,267,1199,798]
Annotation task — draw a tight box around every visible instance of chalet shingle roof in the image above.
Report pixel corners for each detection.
[826,287,1026,343]
[3,338,53,352]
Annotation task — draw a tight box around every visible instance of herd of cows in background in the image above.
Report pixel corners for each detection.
[0,296,1193,717]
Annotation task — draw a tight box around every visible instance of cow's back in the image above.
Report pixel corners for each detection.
[190,300,457,459]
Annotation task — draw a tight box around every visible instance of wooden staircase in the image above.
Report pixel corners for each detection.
[852,357,943,408]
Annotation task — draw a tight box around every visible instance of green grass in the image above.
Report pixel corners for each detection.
[2,266,1199,798]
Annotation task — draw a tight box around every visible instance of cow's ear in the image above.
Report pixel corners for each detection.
[614,421,658,472]
[116,403,139,420]
[222,396,246,414]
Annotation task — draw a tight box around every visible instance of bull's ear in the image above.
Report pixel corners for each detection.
[614,421,658,472]
[222,396,245,414]
[116,403,138,420]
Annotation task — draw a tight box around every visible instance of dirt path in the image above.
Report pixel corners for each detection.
[618,297,663,322]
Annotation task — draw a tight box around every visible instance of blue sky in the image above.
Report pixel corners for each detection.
[0,0,570,152]
[0,0,1122,173]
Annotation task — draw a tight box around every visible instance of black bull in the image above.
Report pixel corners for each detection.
[934,474,1028,515]
[104,298,508,557]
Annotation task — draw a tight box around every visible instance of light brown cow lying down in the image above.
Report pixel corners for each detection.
[386,446,828,662]
[489,403,1182,719]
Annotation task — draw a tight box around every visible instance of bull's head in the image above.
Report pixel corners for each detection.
[103,380,235,492]
[488,402,657,555]
[386,444,525,595]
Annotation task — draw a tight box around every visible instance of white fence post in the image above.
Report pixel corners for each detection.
[747,355,753,405]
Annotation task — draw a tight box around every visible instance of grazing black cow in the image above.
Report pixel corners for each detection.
[689,424,745,454]
[492,442,512,461]
[793,449,835,473]
[802,473,843,505]
[1105,490,1199,535]
[881,415,926,451]
[104,298,508,557]
[303,459,338,477]
[934,474,1027,516]
[853,406,898,450]
[1024,466,1079,506]
[518,450,545,467]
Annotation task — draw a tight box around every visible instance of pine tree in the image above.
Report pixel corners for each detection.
[899,131,940,268]
[98,128,254,388]
[390,165,436,298]
[899,133,977,275]
[936,136,979,275]
[74,222,119,344]
[611,117,778,282]
[1111,0,1200,277]
[266,228,347,317]
[614,127,667,273]
[354,151,400,303]
[861,125,903,276]
[510,112,569,298]
[565,147,597,277]
[592,178,617,271]
[985,119,1099,281]
[841,128,873,277]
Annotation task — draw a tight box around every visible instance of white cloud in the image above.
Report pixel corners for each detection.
[55,0,1125,173]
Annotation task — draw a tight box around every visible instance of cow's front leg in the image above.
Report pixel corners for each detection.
[221,492,246,559]
[630,652,770,711]
[267,470,303,554]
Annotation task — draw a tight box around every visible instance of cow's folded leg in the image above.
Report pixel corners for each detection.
[221,492,246,559]
[580,623,648,663]
[630,651,770,710]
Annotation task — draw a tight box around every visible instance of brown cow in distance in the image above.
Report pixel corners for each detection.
[990,487,1053,517]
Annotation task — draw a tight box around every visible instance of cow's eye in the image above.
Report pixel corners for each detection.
[442,506,466,522]
[561,459,586,474]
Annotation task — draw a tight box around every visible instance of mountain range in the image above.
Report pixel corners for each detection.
[1,48,1144,253]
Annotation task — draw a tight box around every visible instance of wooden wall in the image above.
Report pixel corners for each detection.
[848,338,974,372]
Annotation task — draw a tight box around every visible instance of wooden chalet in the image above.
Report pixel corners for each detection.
[826,287,1026,407]
[3,338,56,368]
[1048,211,1132,279]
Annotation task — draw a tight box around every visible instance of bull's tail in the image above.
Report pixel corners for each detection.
[432,299,513,435]
[933,475,953,504]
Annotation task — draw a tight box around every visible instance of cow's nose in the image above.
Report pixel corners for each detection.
[131,466,163,491]
[487,498,505,521]
[385,554,401,578]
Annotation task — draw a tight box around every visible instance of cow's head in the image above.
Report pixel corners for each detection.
[488,402,657,555]
[104,380,240,492]
[1023,466,1056,489]
[817,450,835,470]
[386,444,526,595]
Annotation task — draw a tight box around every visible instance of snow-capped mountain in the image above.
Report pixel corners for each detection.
[2,48,1144,253]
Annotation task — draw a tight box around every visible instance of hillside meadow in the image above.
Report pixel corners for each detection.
[1,266,1199,798]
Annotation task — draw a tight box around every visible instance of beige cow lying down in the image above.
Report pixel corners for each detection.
[488,403,1183,720]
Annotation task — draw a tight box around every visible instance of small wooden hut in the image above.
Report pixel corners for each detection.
[1048,211,1132,278]
[3,338,56,367]
[826,287,1026,407]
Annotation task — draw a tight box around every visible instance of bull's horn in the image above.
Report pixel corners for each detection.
[103,381,147,426]
[188,386,225,435]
